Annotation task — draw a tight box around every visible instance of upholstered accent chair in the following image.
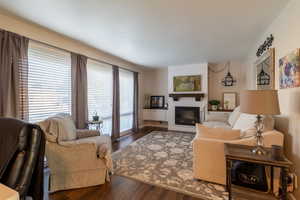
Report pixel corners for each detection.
[37,113,112,192]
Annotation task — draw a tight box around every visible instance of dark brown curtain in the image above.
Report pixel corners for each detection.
[112,65,120,141]
[0,29,29,120]
[132,71,139,132]
[71,53,88,129]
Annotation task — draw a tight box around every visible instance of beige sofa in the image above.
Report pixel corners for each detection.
[38,114,112,192]
[192,107,284,185]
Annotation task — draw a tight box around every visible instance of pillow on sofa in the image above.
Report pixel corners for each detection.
[233,114,275,132]
[232,113,257,132]
[240,116,275,138]
[196,124,241,140]
[228,106,241,127]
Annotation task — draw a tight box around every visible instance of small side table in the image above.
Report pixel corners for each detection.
[224,143,292,200]
[86,120,103,132]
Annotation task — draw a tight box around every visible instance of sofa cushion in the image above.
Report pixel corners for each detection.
[228,106,241,127]
[205,113,229,123]
[196,124,241,140]
[202,121,231,129]
[232,113,257,132]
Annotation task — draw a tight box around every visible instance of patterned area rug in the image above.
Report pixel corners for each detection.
[112,131,228,200]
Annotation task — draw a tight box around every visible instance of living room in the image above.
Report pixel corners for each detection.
[0,0,300,200]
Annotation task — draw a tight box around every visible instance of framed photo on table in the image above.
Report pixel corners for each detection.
[223,92,237,110]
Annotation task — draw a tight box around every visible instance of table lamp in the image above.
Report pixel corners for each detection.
[240,90,280,155]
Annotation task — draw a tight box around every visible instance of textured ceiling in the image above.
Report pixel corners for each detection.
[0,0,290,67]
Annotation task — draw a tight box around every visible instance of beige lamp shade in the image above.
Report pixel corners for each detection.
[240,90,280,115]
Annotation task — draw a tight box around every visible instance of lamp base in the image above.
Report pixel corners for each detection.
[251,146,267,155]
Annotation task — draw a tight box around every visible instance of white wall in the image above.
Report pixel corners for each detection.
[244,0,300,198]
[168,63,208,132]
[143,68,168,101]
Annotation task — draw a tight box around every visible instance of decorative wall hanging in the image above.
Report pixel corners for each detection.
[221,62,236,87]
[255,48,275,90]
[256,34,274,57]
[279,49,300,89]
[173,75,201,92]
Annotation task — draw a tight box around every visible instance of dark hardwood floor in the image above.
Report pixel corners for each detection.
[50,127,201,200]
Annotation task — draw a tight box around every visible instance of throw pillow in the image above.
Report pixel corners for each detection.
[232,113,257,132]
[196,124,241,140]
[228,106,241,127]
[58,117,77,141]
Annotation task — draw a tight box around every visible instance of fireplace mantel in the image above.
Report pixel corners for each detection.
[169,93,205,101]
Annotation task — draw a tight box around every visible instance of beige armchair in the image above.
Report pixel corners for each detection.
[38,114,112,192]
[192,128,284,185]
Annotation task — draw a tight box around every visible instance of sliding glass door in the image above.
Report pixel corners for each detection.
[119,69,134,133]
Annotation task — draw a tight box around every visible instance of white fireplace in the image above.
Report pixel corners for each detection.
[167,63,208,132]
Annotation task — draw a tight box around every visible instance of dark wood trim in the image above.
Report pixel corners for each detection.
[169,93,205,101]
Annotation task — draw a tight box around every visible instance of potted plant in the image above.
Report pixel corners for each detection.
[92,111,99,122]
[209,100,220,111]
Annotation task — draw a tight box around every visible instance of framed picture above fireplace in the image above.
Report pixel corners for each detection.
[150,96,165,109]
[173,75,201,92]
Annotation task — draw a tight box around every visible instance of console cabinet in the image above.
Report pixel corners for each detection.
[143,109,168,122]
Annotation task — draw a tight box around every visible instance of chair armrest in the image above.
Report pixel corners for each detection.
[45,142,104,173]
[192,137,229,184]
[76,129,100,139]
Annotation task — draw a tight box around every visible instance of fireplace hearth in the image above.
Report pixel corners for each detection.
[175,106,200,126]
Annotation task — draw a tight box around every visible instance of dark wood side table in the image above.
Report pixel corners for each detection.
[224,143,292,200]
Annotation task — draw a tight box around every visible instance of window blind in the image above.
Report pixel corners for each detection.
[87,59,113,135]
[119,68,134,132]
[27,41,72,122]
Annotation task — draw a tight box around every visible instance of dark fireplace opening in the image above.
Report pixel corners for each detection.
[175,106,200,126]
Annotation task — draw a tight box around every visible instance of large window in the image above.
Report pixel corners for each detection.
[27,42,71,122]
[87,60,113,135]
[119,69,134,132]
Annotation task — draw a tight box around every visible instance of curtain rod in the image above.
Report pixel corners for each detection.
[30,38,139,74]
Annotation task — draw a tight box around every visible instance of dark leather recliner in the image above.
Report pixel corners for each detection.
[0,118,45,200]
